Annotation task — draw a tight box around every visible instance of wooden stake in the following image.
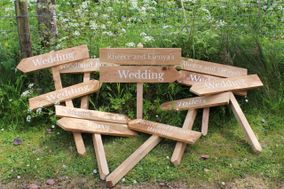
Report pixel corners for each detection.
[81,72,110,180]
[106,135,161,187]
[171,110,197,166]
[229,93,262,153]
[136,83,143,119]
[201,108,210,136]
[51,66,86,155]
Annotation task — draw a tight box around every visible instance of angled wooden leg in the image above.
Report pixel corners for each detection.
[81,72,109,180]
[229,93,262,153]
[201,108,210,136]
[106,135,161,187]
[51,66,86,155]
[171,110,197,166]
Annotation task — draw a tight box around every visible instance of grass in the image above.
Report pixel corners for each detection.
[0,106,283,186]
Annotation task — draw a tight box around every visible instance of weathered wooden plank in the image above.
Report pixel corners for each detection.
[57,117,137,137]
[106,135,161,187]
[171,110,197,166]
[100,48,181,65]
[128,119,201,144]
[160,92,230,111]
[190,75,263,95]
[179,58,247,78]
[51,66,86,156]
[55,105,129,124]
[201,108,210,136]
[100,66,180,83]
[229,93,262,153]
[29,80,101,110]
[178,71,247,96]
[136,83,143,119]
[17,45,89,73]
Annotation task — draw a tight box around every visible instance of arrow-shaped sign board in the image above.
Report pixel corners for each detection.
[160,92,230,111]
[55,105,129,124]
[179,58,248,78]
[17,45,89,73]
[100,66,180,83]
[29,80,101,110]
[190,75,263,95]
[100,48,181,65]
[57,117,137,137]
[128,119,201,144]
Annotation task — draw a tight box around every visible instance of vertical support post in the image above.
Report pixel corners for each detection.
[136,43,144,119]
[15,0,32,58]
[201,108,210,136]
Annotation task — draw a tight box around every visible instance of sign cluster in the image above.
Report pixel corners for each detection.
[17,44,263,187]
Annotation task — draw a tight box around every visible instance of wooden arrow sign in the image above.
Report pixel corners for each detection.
[190,75,263,95]
[57,117,137,137]
[59,58,118,73]
[55,105,129,124]
[179,58,247,78]
[29,80,101,110]
[100,66,180,83]
[177,71,247,96]
[160,92,230,111]
[100,48,181,65]
[17,45,89,73]
[128,119,201,144]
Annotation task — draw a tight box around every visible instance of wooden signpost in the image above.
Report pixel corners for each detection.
[190,74,263,95]
[57,117,136,137]
[17,45,89,73]
[179,58,248,78]
[28,80,101,110]
[100,66,180,83]
[160,92,230,111]
[100,48,181,65]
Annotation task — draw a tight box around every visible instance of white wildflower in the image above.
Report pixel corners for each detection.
[162,25,171,29]
[102,14,109,20]
[121,28,126,33]
[130,0,138,9]
[126,42,136,47]
[140,32,147,37]
[36,107,42,115]
[1,128,4,131]
[143,35,154,42]
[73,31,80,36]
[26,115,32,123]
[245,98,249,103]
[100,24,106,30]
[92,169,97,174]
[122,178,126,182]
[90,21,98,30]
[102,31,114,36]
[216,20,226,28]
[81,1,89,10]
[106,7,113,13]
[21,90,31,97]
[62,18,69,23]
[28,83,34,89]
[51,125,55,129]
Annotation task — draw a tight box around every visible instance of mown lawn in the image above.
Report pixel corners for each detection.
[0,107,283,188]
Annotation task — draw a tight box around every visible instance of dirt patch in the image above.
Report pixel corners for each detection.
[0,176,282,189]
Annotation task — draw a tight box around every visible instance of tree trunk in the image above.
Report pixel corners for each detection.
[36,0,57,48]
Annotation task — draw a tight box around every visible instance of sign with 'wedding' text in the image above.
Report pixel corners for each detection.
[17,45,89,73]
[100,66,180,83]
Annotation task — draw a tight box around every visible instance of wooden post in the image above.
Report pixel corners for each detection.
[171,110,197,166]
[81,72,109,180]
[136,43,144,119]
[229,93,262,153]
[51,66,86,155]
[15,0,32,58]
[201,108,210,136]
[106,135,161,187]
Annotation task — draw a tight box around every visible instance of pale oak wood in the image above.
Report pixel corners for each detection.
[177,71,246,96]
[28,80,101,110]
[171,110,197,166]
[100,48,181,65]
[80,72,110,180]
[136,83,143,119]
[179,58,247,78]
[190,75,263,96]
[106,135,161,187]
[17,45,89,73]
[160,92,230,111]
[55,105,129,124]
[100,66,180,83]
[201,108,210,136]
[51,66,86,155]
[229,93,262,153]
[57,117,137,137]
[128,119,201,144]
